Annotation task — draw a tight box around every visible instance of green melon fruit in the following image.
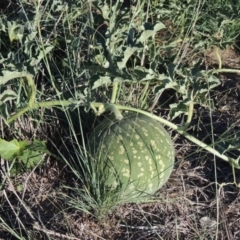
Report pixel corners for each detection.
[88,113,175,200]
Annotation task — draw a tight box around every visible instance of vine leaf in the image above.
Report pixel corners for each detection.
[215,131,240,155]
[0,138,29,160]
[7,21,23,43]
[30,44,54,66]
[0,89,17,120]
[169,99,192,120]
[0,89,17,102]
[117,46,138,70]
[137,22,165,43]
[153,77,178,94]
[91,76,112,89]
[0,70,29,85]
[0,138,57,175]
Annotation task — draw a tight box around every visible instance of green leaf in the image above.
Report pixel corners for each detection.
[0,70,30,85]
[30,44,54,66]
[132,66,157,81]
[0,89,17,102]
[153,77,178,95]
[26,139,62,162]
[215,131,240,155]
[117,46,138,70]
[27,139,52,154]
[95,1,110,20]
[165,63,176,80]
[88,64,109,73]
[20,149,43,169]
[137,22,165,43]
[169,99,191,120]
[7,21,23,43]
[0,138,29,160]
[0,101,8,120]
[0,138,57,175]
[91,76,112,90]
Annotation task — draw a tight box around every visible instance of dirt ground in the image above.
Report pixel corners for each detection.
[1,46,240,240]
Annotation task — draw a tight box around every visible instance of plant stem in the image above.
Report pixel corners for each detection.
[7,100,73,124]
[7,100,240,168]
[181,101,194,130]
[92,102,240,168]
[214,46,222,70]
[105,104,123,120]
[110,81,119,104]
[211,69,240,74]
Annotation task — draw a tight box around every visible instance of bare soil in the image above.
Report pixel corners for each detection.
[1,48,240,240]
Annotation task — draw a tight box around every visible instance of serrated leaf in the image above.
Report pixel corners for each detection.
[165,63,176,79]
[133,66,158,81]
[20,149,43,169]
[215,131,240,155]
[169,99,191,120]
[117,46,138,70]
[137,22,165,43]
[0,89,17,102]
[98,2,110,20]
[0,70,29,85]
[204,75,220,90]
[153,77,178,94]
[0,101,8,120]
[30,44,54,66]
[7,21,23,43]
[21,139,59,170]
[91,76,112,90]
[28,139,62,161]
[198,94,215,109]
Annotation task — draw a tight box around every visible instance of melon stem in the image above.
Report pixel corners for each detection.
[110,81,119,104]
[6,98,240,169]
[105,104,123,120]
[92,102,240,169]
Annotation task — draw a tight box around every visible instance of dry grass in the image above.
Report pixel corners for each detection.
[1,72,240,239]
[1,1,240,239]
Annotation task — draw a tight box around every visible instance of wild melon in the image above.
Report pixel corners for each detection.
[88,113,175,200]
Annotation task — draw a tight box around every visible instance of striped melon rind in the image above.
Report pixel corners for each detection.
[88,114,175,200]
